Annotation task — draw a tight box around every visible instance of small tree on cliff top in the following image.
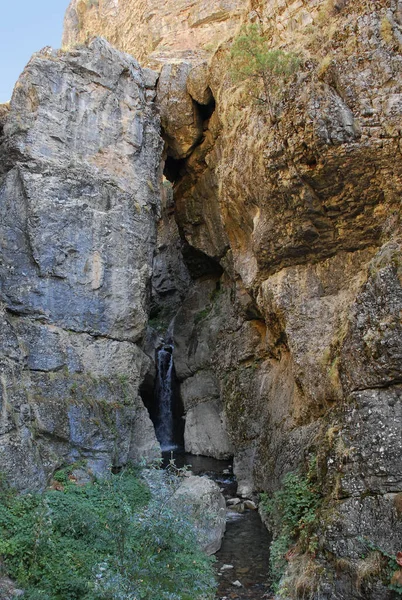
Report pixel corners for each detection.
[230,24,301,122]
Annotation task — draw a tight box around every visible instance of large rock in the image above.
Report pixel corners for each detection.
[157,61,204,159]
[174,474,226,555]
[0,39,163,490]
[185,398,234,459]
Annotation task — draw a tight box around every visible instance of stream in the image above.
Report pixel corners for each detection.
[164,452,273,600]
[156,346,273,599]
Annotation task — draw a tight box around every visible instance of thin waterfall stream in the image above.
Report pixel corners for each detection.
[155,344,176,450]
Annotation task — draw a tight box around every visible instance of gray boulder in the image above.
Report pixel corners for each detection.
[174,474,226,555]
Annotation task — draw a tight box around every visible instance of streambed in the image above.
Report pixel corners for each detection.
[164,452,273,600]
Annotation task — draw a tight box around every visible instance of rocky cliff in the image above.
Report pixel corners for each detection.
[0,38,163,490]
[0,0,400,597]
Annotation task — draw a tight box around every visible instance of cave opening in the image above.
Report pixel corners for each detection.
[181,241,224,280]
[164,155,187,184]
[195,94,216,124]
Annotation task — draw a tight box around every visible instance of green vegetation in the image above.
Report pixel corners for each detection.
[194,306,212,325]
[148,314,170,333]
[260,461,322,588]
[359,539,402,595]
[0,465,217,600]
[229,24,301,122]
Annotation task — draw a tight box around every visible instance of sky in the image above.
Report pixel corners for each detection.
[0,0,69,103]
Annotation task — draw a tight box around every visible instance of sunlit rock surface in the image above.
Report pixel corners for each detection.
[0,38,163,490]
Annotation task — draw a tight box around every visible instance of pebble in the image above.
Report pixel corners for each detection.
[232,580,242,587]
[244,500,257,510]
[220,564,234,571]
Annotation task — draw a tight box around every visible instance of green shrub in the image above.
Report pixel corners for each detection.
[230,24,301,121]
[0,466,217,600]
[260,462,322,587]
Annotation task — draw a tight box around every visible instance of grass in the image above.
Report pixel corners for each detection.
[358,539,402,596]
[355,551,385,590]
[380,16,394,44]
[317,54,333,79]
[0,465,217,600]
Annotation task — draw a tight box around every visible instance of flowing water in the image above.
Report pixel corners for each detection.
[154,345,176,450]
[156,350,273,599]
[165,452,273,600]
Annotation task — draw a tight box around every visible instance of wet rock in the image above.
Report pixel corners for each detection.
[244,500,257,510]
[229,503,245,514]
[226,498,241,506]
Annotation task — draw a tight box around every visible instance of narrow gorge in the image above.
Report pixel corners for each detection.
[1,0,402,599]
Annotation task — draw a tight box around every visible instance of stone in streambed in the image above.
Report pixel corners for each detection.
[173,474,226,555]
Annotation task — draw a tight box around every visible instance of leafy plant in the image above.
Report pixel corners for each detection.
[230,24,301,122]
[0,466,217,600]
[359,538,402,595]
[260,461,322,587]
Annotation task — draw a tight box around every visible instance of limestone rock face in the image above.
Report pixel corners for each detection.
[172,279,235,459]
[0,39,163,490]
[63,0,245,66]
[150,180,191,325]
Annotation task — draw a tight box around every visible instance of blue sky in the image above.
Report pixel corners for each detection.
[0,1,69,103]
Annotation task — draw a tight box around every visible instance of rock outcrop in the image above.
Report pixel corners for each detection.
[0,38,163,490]
[63,0,245,66]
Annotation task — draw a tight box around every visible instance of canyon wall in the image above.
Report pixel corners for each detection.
[64,1,402,597]
[0,0,398,597]
[0,38,163,490]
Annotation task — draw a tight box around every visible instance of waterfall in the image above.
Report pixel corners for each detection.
[155,344,176,450]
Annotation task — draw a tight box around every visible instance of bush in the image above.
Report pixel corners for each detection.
[0,465,217,600]
[260,463,322,587]
[230,24,301,121]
